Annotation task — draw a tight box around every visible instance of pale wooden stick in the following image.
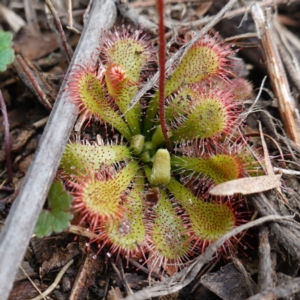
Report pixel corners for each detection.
[251,4,300,145]
[0,1,117,299]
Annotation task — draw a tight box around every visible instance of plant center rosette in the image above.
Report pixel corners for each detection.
[59,27,261,274]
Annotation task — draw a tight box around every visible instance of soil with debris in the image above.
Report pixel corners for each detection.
[1,1,300,300]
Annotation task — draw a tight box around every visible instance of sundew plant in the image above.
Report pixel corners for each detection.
[58,23,262,273]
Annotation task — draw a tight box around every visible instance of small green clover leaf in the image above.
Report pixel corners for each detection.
[35,180,73,238]
[0,31,15,72]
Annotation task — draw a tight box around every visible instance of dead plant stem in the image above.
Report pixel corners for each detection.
[0,91,12,184]
[44,0,73,62]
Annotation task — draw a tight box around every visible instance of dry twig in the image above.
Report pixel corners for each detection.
[13,54,53,111]
[251,4,300,145]
[30,260,74,300]
[257,227,274,292]
[24,0,41,35]
[111,259,133,296]
[231,257,256,296]
[251,193,300,261]
[66,0,82,34]
[117,2,158,34]
[21,264,46,300]
[0,91,12,184]
[247,277,300,300]
[44,0,73,62]
[168,0,298,29]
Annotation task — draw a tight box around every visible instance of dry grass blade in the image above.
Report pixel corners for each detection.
[30,260,74,300]
[258,120,287,203]
[258,121,273,175]
[0,1,117,299]
[209,174,282,196]
[123,215,293,300]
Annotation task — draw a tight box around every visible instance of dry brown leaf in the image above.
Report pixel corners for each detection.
[209,174,282,196]
[14,29,59,60]
[11,129,36,153]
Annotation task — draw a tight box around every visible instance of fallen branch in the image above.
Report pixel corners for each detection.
[0,1,117,299]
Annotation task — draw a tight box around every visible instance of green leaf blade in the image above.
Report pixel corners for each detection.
[0,31,15,72]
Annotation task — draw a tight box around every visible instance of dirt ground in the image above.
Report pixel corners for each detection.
[1,0,300,299]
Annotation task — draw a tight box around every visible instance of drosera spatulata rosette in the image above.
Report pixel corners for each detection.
[36,22,265,274]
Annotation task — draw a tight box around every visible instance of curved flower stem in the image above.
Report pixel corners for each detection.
[127,0,237,114]
[157,0,172,152]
